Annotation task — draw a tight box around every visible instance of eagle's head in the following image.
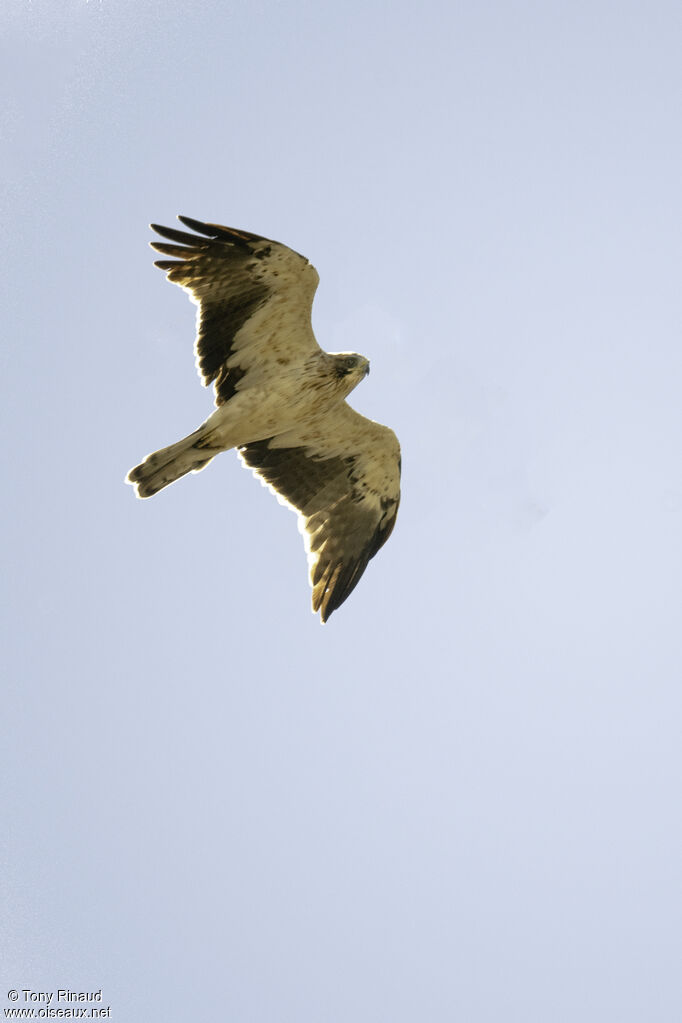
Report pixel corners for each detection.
[332,352,370,386]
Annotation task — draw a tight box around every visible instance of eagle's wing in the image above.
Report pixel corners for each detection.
[239,403,401,622]
[150,216,320,405]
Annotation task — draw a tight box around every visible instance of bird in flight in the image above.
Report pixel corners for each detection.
[127,217,401,622]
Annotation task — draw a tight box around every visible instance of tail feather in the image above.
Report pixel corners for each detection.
[127,429,217,498]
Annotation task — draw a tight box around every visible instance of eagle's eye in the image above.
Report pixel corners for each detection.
[343,356,357,369]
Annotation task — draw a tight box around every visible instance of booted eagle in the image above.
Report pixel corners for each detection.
[127,217,401,623]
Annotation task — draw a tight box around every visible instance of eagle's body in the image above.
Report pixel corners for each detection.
[127,217,401,622]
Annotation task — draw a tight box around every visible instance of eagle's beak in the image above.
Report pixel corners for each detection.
[364,360,370,377]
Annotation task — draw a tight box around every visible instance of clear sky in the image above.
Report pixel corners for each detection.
[2,1,681,1020]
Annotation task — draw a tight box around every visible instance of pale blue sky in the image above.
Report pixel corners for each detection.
[2,1,682,1020]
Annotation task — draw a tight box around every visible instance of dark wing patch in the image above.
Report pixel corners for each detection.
[239,438,400,622]
[195,290,268,402]
[150,217,317,405]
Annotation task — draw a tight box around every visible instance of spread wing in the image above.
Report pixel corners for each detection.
[150,216,320,405]
[239,403,401,623]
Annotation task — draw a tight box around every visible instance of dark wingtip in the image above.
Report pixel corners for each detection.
[153,259,182,271]
[177,215,216,236]
[178,215,263,248]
